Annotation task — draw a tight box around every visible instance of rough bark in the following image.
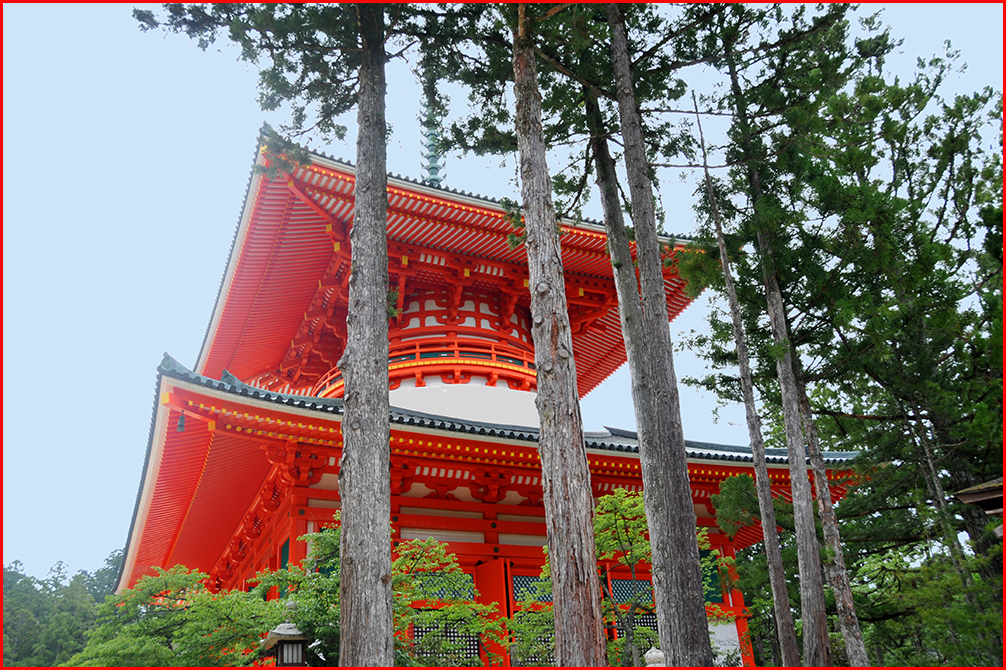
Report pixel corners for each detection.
[753,233,831,667]
[908,402,977,591]
[693,96,801,668]
[337,4,394,666]
[585,87,652,670]
[583,89,654,446]
[512,6,607,666]
[794,372,870,666]
[723,49,832,668]
[605,5,714,666]
[755,231,832,667]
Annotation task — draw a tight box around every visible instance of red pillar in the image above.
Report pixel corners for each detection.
[719,541,755,666]
[475,557,510,666]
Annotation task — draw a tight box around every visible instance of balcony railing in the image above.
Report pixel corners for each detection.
[311,336,536,398]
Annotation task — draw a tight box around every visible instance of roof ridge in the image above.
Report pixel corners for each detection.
[155,354,858,464]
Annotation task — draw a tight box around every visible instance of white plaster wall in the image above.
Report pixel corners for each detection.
[389,377,540,427]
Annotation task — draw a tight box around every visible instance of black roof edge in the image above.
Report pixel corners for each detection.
[118,353,859,590]
[156,355,858,462]
[161,354,345,413]
[599,424,858,463]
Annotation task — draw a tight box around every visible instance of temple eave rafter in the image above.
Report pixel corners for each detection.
[159,391,344,447]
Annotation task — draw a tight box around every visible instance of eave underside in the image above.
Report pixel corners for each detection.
[119,362,856,592]
[196,158,694,396]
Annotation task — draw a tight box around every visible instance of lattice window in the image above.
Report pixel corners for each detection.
[610,554,724,606]
[610,578,654,604]
[617,612,658,636]
[512,574,552,602]
[413,620,481,664]
[510,574,555,666]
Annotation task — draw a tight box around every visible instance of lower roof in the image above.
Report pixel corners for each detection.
[117,353,858,591]
[165,354,858,463]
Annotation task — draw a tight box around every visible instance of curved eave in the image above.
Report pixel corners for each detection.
[117,357,346,593]
[194,145,697,395]
[117,377,276,592]
[118,357,859,592]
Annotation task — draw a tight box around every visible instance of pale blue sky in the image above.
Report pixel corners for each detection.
[3,3,1002,579]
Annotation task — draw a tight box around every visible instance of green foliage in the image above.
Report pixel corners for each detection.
[497,197,527,250]
[388,289,402,319]
[507,491,737,666]
[81,550,124,603]
[253,516,503,667]
[673,244,722,300]
[711,475,796,542]
[506,582,556,666]
[391,537,504,666]
[676,5,1002,664]
[593,489,657,666]
[852,540,1004,666]
[3,562,98,667]
[60,518,501,667]
[413,4,694,224]
[710,475,760,540]
[64,565,283,667]
[594,488,651,567]
[253,522,343,666]
[505,547,559,666]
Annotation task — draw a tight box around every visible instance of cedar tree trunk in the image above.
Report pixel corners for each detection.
[585,86,650,670]
[755,231,832,667]
[606,5,714,665]
[512,5,607,666]
[723,48,832,667]
[795,373,870,666]
[693,96,801,667]
[338,4,394,666]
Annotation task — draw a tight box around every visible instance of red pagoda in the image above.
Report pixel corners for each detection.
[117,142,856,665]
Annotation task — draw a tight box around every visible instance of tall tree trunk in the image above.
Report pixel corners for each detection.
[723,48,832,668]
[338,4,393,666]
[908,403,976,590]
[692,95,801,667]
[794,371,870,666]
[605,5,714,665]
[755,231,832,667]
[584,85,653,670]
[908,406,996,658]
[512,6,607,666]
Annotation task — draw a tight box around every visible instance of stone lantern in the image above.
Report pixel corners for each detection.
[263,601,309,666]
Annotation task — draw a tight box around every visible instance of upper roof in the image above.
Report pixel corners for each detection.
[193,135,696,396]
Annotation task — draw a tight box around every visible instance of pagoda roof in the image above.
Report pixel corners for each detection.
[193,132,697,396]
[118,354,858,593]
[162,354,859,464]
[953,476,1004,497]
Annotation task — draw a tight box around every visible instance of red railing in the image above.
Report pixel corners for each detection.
[311,336,537,398]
